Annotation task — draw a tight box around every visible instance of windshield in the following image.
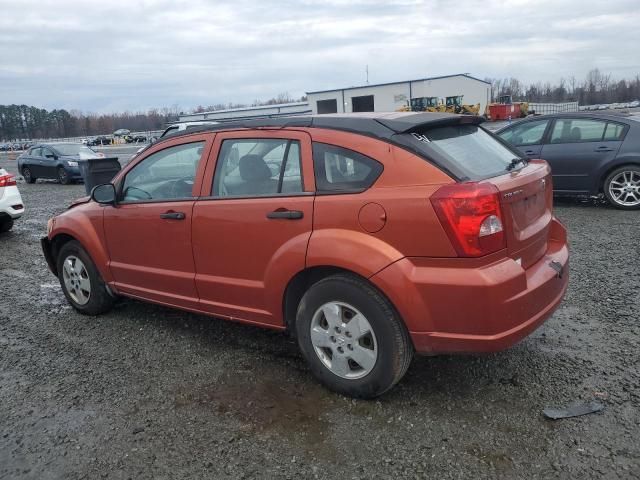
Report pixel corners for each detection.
[398,125,523,180]
[54,144,99,157]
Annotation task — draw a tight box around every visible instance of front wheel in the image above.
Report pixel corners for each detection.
[57,240,114,315]
[296,274,413,398]
[57,167,71,185]
[604,166,640,210]
[22,167,36,184]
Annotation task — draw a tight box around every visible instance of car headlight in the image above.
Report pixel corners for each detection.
[67,161,79,167]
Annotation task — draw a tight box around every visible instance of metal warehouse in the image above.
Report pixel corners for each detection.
[307,73,491,115]
[179,101,311,123]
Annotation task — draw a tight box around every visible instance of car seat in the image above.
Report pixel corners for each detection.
[234,154,278,195]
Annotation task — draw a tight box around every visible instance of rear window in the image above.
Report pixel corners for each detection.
[399,125,521,180]
[312,143,383,192]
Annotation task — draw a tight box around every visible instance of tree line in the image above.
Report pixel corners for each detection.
[0,93,308,141]
[486,69,640,105]
[0,105,179,141]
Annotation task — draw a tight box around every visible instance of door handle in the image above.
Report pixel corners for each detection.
[594,146,613,152]
[524,150,536,155]
[160,211,186,220]
[266,209,304,220]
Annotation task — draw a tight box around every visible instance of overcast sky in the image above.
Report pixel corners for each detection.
[0,0,638,113]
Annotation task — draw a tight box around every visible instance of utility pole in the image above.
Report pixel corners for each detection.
[366,65,369,85]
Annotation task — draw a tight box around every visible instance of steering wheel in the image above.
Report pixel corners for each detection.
[124,186,152,201]
[169,177,194,198]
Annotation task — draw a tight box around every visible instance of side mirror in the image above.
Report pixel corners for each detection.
[91,183,116,204]
[46,154,57,159]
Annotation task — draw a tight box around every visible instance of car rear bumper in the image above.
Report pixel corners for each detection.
[0,186,25,219]
[370,218,569,354]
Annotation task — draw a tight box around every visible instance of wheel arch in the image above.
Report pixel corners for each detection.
[599,159,640,193]
[49,225,113,284]
[282,265,403,338]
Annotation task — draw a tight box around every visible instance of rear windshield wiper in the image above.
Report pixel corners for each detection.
[505,157,527,171]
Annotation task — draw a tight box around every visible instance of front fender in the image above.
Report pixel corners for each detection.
[306,228,403,279]
[49,206,112,283]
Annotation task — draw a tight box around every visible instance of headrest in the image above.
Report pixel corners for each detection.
[570,127,581,141]
[239,155,272,182]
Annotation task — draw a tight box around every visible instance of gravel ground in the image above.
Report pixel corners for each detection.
[0,149,638,479]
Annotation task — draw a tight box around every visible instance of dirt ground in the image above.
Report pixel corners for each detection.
[0,149,638,479]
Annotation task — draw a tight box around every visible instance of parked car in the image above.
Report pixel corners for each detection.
[87,136,112,147]
[41,113,569,398]
[0,168,24,232]
[124,134,147,143]
[113,129,131,136]
[18,142,102,184]
[496,113,640,209]
[160,121,218,138]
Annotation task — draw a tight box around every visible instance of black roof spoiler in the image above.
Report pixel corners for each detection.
[162,112,486,143]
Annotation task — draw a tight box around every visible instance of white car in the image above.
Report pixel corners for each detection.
[0,168,25,233]
[160,121,218,138]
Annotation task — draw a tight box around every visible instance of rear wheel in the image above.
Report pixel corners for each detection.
[604,166,640,210]
[0,218,14,233]
[22,167,36,184]
[57,167,70,185]
[296,274,413,398]
[57,240,114,315]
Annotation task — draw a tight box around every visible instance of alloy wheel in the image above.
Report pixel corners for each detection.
[608,170,640,207]
[62,255,91,305]
[310,301,378,379]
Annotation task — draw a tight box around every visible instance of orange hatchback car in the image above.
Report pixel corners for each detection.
[42,112,569,398]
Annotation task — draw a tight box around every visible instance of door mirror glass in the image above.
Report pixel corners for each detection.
[91,183,116,204]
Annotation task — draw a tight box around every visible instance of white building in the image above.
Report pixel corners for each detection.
[179,102,311,123]
[307,74,491,115]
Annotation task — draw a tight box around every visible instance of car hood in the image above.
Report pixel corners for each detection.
[67,196,90,209]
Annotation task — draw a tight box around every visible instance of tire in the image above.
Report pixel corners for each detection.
[57,240,114,315]
[57,167,70,185]
[603,165,640,210]
[22,167,36,184]
[0,218,13,233]
[296,274,413,398]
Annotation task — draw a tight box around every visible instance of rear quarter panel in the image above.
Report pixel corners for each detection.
[306,130,457,277]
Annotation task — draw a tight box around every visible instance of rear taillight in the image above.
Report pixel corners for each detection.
[0,174,16,187]
[431,182,506,257]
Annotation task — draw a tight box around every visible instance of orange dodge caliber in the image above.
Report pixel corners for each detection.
[42,112,569,398]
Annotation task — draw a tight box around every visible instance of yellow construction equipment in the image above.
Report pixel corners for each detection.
[445,96,480,115]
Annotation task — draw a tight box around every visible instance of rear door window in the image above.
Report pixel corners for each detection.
[213,138,303,197]
[312,143,382,192]
[550,119,607,143]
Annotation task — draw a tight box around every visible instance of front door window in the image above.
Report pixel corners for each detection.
[121,141,205,202]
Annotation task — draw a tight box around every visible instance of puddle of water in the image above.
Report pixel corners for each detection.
[174,371,337,457]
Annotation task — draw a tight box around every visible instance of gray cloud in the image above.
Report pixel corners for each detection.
[0,0,638,112]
